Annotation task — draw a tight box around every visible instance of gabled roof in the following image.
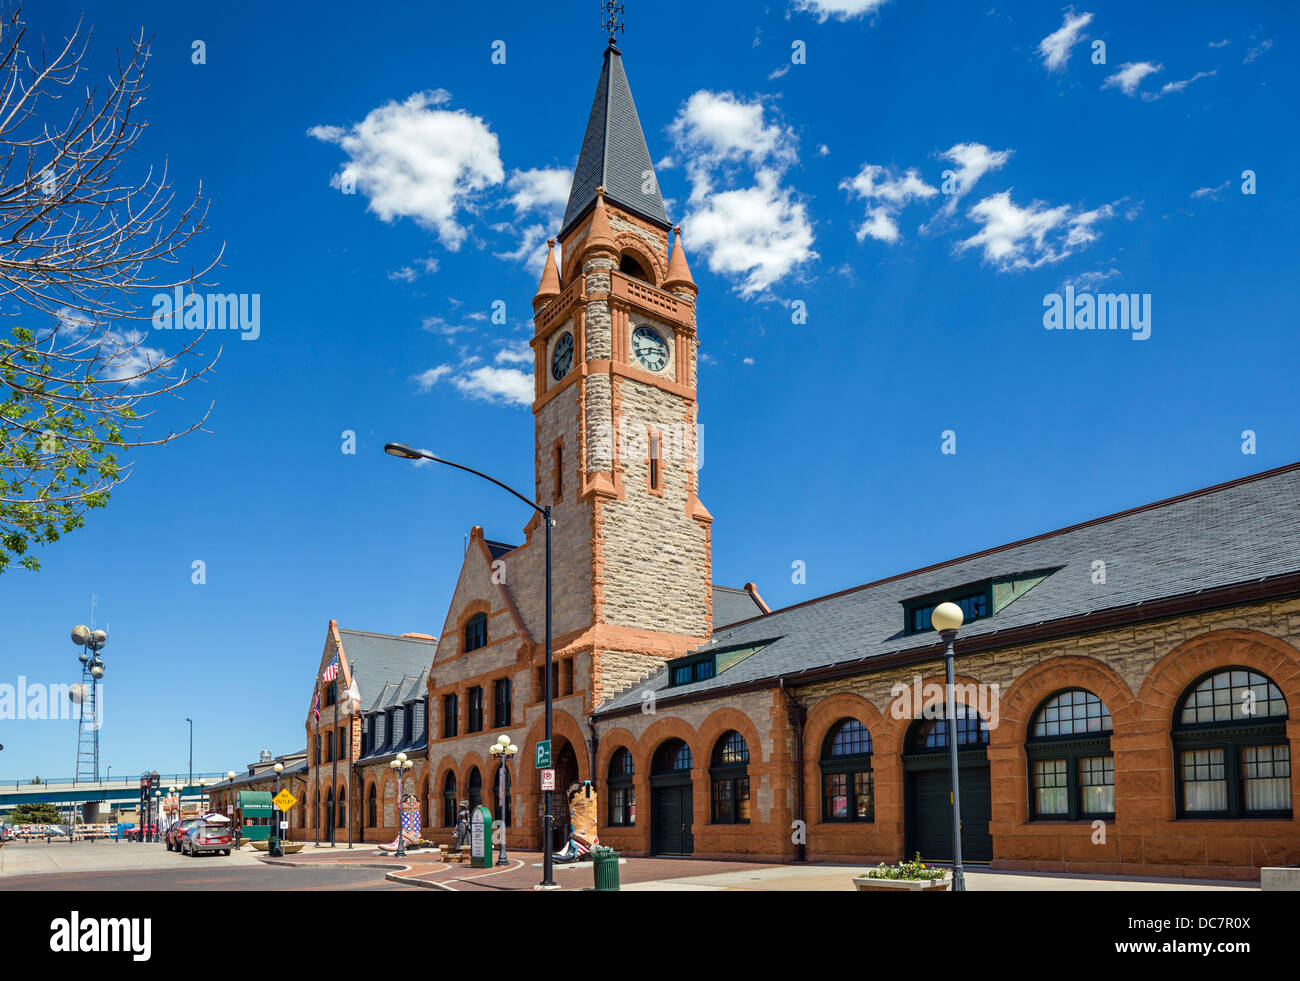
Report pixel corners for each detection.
[337,629,435,705]
[712,584,767,630]
[598,462,1300,715]
[560,42,669,238]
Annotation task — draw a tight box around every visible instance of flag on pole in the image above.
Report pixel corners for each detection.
[312,689,321,723]
[344,679,361,715]
[322,655,340,683]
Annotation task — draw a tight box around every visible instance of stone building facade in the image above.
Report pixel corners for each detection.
[258,37,1300,881]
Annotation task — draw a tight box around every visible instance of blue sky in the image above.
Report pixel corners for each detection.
[2,0,1296,781]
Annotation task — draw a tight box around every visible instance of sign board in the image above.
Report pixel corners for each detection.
[469,805,494,868]
[273,790,297,813]
[535,739,552,769]
[279,820,288,830]
[226,805,234,815]
[540,768,555,791]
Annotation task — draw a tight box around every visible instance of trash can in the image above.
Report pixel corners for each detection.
[593,847,620,891]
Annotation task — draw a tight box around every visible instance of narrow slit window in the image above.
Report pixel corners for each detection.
[649,433,661,491]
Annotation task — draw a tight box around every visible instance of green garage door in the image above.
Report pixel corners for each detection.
[909,766,993,862]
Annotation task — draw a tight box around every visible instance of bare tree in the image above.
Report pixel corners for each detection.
[0,4,220,572]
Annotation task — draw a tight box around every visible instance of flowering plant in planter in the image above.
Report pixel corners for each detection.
[860,853,949,881]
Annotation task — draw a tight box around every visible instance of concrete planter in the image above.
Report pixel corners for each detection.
[250,840,304,854]
[853,874,952,892]
[1261,867,1300,891]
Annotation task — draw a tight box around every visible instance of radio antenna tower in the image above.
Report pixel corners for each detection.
[71,605,107,784]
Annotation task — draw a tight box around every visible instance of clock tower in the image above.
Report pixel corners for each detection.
[529,39,713,688]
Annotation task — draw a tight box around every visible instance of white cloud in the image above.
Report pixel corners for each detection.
[493,221,551,273]
[769,64,791,81]
[506,167,571,216]
[667,91,796,173]
[1190,180,1230,200]
[1209,38,1230,49]
[388,256,439,282]
[1038,11,1094,72]
[682,170,816,296]
[742,357,755,365]
[1102,62,1162,96]
[412,365,453,392]
[1068,267,1120,291]
[669,91,814,297]
[928,142,1013,224]
[1244,39,1273,64]
[452,365,533,406]
[309,89,504,250]
[817,144,830,157]
[959,190,1116,270]
[1146,69,1217,100]
[421,315,475,337]
[840,164,937,243]
[791,0,891,22]
[494,344,534,365]
[56,307,166,385]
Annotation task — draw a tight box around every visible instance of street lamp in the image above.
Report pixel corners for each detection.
[383,441,556,887]
[151,791,161,844]
[186,718,193,787]
[388,752,414,858]
[198,778,207,813]
[489,735,517,866]
[226,770,238,849]
[931,600,967,893]
[270,763,284,858]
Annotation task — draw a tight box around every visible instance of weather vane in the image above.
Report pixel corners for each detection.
[602,0,624,44]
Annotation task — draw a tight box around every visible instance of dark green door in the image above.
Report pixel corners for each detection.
[652,785,693,855]
[909,765,992,862]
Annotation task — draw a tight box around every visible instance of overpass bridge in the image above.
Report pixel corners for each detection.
[0,773,228,813]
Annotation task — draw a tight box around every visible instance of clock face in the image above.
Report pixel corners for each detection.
[551,331,574,380]
[631,325,669,372]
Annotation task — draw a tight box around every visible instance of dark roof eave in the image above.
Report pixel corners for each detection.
[592,569,1300,720]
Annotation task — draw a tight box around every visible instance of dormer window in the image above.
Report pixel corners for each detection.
[902,569,1058,636]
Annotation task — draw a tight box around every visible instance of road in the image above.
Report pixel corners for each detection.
[0,839,417,891]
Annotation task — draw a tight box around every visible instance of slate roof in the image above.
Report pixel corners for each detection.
[597,463,1300,715]
[337,629,435,706]
[561,43,670,238]
[713,585,767,630]
[485,540,517,560]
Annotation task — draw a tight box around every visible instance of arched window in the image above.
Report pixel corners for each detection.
[907,713,989,751]
[325,789,335,831]
[1026,689,1114,820]
[337,787,346,828]
[493,764,512,827]
[1174,668,1290,819]
[710,731,750,824]
[315,791,321,830]
[652,739,692,774]
[442,772,457,828]
[821,719,874,822]
[607,748,635,827]
[464,613,488,653]
[619,253,649,282]
[467,767,483,811]
[367,784,377,828]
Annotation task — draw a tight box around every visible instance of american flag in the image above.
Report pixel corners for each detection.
[573,834,597,857]
[322,655,340,683]
[312,689,321,723]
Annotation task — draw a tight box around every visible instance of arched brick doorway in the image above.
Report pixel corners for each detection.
[903,714,993,863]
[552,741,580,852]
[650,738,694,856]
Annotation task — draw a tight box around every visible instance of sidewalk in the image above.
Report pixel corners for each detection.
[262,847,1261,892]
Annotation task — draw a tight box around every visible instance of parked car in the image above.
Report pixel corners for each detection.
[181,819,232,856]
[128,824,158,842]
[165,818,200,852]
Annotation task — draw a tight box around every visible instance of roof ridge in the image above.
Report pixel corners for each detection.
[338,628,436,643]
[726,460,1300,627]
